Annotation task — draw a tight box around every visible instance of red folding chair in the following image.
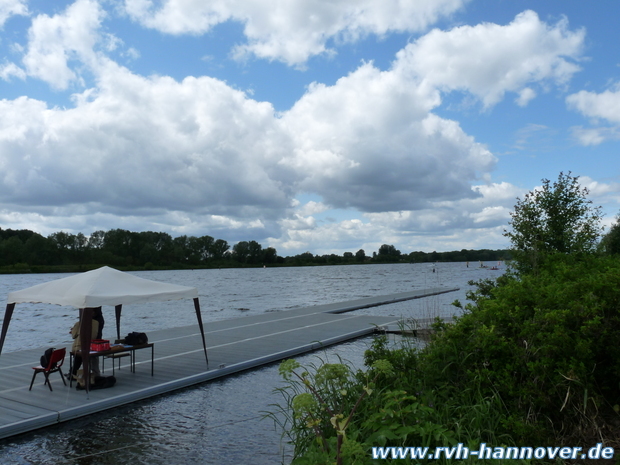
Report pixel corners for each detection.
[29,348,67,391]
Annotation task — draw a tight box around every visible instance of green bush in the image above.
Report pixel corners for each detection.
[271,254,620,463]
[420,253,620,444]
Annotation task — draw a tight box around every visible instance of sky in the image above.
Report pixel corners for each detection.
[0,0,619,257]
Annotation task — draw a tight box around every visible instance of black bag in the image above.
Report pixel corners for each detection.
[125,332,148,345]
[76,375,116,391]
[40,347,56,368]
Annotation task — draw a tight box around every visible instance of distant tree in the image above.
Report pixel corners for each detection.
[293,252,314,265]
[0,228,37,243]
[355,249,366,262]
[172,235,191,263]
[25,233,56,265]
[89,230,105,249]
[187,236,205,265]
[199,235,215,261]
[327,254,341,264]
[139,243,159,265]
[263,247,278,264]
[152,232,174,263]
[134,232,161,265]
[48,231,77,264]
[48,231,73,252]
[504,172,603,273]
[247,240,263,264]
[0,236,25,265]
[407,251,426,263]
[233,241,250,263]
[103,229,139,264]
[71,233,89,264]
[601,213,620,255]
[377,244,401,262]
[211,239,230,260]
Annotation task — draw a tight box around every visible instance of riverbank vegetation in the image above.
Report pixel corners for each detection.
[0,226,510,273]
[271,173,620,464]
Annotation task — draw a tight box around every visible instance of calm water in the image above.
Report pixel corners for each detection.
[0,262,503,464]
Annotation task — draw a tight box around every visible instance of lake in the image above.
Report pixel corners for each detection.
[0,262,503,464]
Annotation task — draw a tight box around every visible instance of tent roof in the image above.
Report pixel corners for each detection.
[7,266,198,308]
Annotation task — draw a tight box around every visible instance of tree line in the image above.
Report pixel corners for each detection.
[0,227,511,272]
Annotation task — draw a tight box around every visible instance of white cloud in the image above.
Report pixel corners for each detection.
[513,123,555,151]
[396,10,584,108]
[566,85,620,145]
[274,209,511,255]
[123,0,229,34]
[567,86,620,124]
[581,177,618,194]
[516,87,536,107]
[0,6,594,255]
[21,0,105,90]
[570,126,620,146]
[471,206,511,225]
[0,61,296,233]
[581,179,620,230]
[365,182,521,233]
[279,11,584,213]
[280,61,494,213]
[274,216,371,254]
[296,200,329,217]
[123,0,467,66]
[272,182,522,255]
[122,47,140,61]
[280,215,316,233]
[0,61,26,81]
[0,0,27,27]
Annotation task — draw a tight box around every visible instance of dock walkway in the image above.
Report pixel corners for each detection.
[0,287,457,440]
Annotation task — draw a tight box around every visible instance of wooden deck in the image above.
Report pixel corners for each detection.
[0,287,457,440]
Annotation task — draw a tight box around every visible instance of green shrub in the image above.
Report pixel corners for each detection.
[271,254,620,463]
[420,253,620,444]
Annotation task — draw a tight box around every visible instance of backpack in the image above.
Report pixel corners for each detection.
[40,347,56,368]
[125,332,148,345]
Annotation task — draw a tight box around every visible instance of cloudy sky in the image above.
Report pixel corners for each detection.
[0,0,619,256]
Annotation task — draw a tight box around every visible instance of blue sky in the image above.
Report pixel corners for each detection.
[0,0,619,256]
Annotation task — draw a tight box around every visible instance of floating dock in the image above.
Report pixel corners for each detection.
[0,287,457,440]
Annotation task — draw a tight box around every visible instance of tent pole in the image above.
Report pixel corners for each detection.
[193,298,208,365]
[80,308,94,394]
[0,303,15,356]
[115,305,122,341]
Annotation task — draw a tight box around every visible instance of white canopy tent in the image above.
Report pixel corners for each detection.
[1,266,209,392]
